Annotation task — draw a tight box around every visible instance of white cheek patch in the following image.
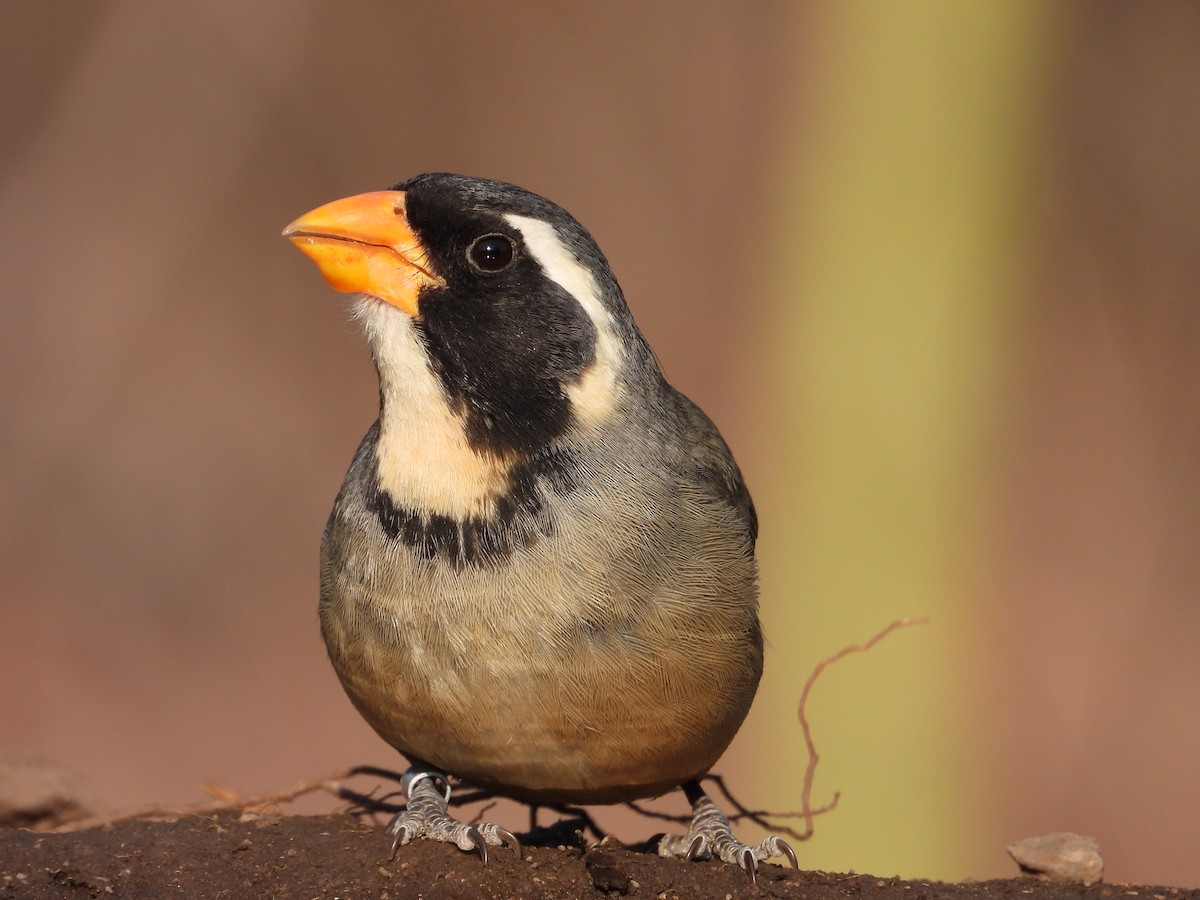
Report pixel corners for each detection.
[354,298,510,518]
[503,214,623,428]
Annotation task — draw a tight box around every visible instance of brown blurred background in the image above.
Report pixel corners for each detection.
[3,0,1199,887]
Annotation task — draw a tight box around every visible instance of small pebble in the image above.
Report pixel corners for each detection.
[1007,832,1103,886]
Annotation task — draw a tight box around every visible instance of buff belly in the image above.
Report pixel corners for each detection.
[319,565,760,804]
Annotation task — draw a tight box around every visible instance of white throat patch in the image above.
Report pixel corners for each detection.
[352,216,623,518]
[355,298,510,519]
[503,214,623,428]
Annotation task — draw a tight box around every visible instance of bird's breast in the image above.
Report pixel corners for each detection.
[318,454,762,803]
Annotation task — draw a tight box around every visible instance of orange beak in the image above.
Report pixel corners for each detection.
[282,191,443,316]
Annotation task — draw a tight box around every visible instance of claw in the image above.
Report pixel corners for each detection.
[466,825,488,864]
[778,837,799,870]
[740,846,758,884]
[495,826,523,860]
[685,834,705,862]
[388,825,408,860]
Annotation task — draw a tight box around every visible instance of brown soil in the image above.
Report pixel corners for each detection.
[2,814,1193,900]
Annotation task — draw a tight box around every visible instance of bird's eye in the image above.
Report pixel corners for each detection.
[468,234,514,273]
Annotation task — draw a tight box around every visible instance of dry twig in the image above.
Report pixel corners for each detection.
[52,769,358,833]
[626,615,927,843]
[792,615,928,840]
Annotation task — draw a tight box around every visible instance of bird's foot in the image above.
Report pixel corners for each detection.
[387,769,522,863]
[658,787,797,884]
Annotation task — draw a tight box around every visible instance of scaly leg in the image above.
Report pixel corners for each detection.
[658,781,797,883]
[387,768,521,863]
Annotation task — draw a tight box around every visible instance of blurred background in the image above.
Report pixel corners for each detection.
[3,0,1199,887]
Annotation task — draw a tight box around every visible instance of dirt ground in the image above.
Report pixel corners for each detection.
[2,813,1194,900]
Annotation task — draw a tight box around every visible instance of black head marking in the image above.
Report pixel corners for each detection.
[394,174,603,456]
[364,438,579,568]
[374,174,646,457]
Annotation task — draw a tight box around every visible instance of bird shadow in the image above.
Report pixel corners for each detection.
[335,764,812,851]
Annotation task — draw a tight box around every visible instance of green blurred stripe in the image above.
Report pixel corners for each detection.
[741,1,1060,879]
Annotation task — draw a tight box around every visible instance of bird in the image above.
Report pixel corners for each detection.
[282,173,795,878]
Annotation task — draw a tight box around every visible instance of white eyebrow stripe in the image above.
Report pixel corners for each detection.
[503,213,622,427]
